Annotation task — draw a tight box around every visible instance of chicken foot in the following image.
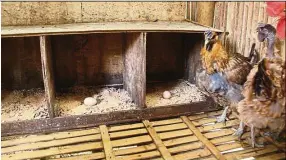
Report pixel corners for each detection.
[233,121,245,141]
[216,106,229,123]
[249,125,264,148]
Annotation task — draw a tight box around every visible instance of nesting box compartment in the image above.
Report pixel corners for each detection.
[50,33,142,116]
[146,33,206,107]
[1,37,49,122]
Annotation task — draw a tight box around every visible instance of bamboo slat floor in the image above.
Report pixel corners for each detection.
[2,110,285,160]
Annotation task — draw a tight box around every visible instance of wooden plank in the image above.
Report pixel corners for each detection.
[109,128,148,139]
[1,142,103,160]
[2,100,217,136]
[2,134,101,154]
[204,129,234,139]
[143,120,173,160]
[184,33,205,83]
[158,129,193,140]
[188,110,223,121]
[99,125,115,160]
[225,145,279,160]
[109,123,144,132]
[117,150,161,160]
[257,153,286,160]
[114,143,157,156]
[173,148,212,160]
[152,118,182,126]
[112,135,152,147]
[202,157,217,160]
[192,114,236,126]
[52,152,105,160]
[2,128,99,147]
[1,21,222,38]
[217,142,243,152]
[163,136,198,147]
[210,132,251,145]
[168,141,204,154]
[198,119,240,132]
[154,123,187,132]
[123,32,146,107]
[181,116,226,160]
[196,2,215,26]
[40,35,56,118]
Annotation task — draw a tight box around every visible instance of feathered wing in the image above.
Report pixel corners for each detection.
[238,57,285,132]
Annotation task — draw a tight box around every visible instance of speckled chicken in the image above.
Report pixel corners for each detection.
[236,57,285,148]
[197,30,258,123]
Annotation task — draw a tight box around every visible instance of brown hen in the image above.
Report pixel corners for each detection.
[237,57,285,148]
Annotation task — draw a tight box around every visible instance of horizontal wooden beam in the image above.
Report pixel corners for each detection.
[1,21,223,38]
[1,97,218,136]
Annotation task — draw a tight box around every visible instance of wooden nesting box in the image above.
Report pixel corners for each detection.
[1,21,222,136]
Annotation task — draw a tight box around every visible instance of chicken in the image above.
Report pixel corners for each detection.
[197,30,258,123]
[201,30,256,85]
[234,23,286,147]
[257,23,282,58]
[236,57,285,148]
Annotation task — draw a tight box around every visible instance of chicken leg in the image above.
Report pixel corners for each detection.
[233,121,245,141]
[249,124,264,148]
[216,106,229,123]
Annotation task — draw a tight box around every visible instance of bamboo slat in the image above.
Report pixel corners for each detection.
[143,120,173,160]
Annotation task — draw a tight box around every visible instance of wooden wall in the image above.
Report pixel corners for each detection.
[1,2,186,26]
[190,2,285,60]
[1,37,43,89]
[213,2,284,59]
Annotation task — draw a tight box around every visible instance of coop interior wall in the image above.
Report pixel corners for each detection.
[146,33,184,82]
[1,2,186,26]
[1,37,43,90]
[146,33,203,83]
[51,33,124,89]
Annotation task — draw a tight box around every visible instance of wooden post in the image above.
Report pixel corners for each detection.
[40,36,56,118]
[184,34,204,83]
[123,32,146,107]
[196,2,216,27]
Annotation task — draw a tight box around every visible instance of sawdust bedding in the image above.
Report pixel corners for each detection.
[146,80,206,107]
[1,88,49,123]
[57,86,138,116]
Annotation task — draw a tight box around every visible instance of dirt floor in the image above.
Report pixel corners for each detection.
[1,88,48,123]
[146,80,206,107]
[57,86,138,116]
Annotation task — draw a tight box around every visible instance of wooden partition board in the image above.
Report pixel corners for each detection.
[123,32,146,107]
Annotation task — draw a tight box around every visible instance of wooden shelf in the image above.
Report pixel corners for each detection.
[1,21,222,37]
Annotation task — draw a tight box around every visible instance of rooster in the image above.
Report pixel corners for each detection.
[197,30,258,123]
[236,57,285,147]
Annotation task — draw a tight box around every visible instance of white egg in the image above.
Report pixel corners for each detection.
[84,97,97,106]
[163,91,171,99]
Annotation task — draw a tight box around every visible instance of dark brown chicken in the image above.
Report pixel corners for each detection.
[237,57,285,148]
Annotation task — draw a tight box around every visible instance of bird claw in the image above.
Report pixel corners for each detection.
[216,115,226,124]
[233,129,244,141]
